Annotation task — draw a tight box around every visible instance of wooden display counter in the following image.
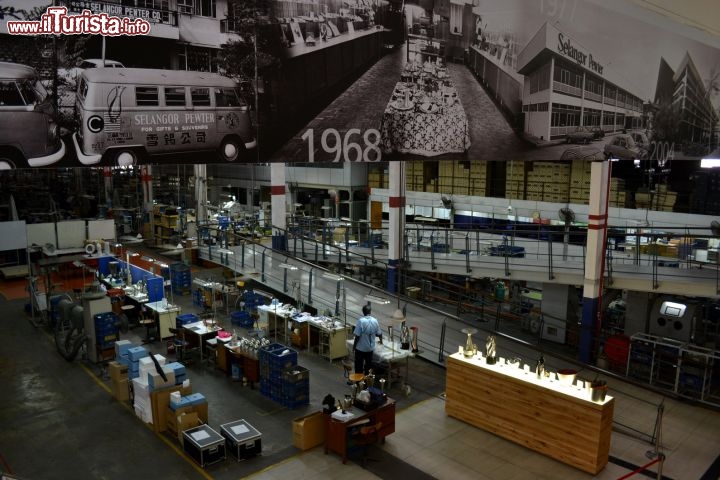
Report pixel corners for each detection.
[446,353,614,474]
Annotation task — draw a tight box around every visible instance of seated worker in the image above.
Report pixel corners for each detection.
[353,304,381,375]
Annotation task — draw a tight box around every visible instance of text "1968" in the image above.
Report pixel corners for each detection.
[301,128,382,162]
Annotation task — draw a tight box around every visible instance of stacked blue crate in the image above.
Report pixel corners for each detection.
[115,340,133,366]
[165,362,187,385]
[94,312,120,350]
[281,365,310,409]
[126,346,149,379]
[170,263,192,296]
[258,343,298,404]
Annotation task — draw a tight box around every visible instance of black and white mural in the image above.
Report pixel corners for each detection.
[0,0,718,167]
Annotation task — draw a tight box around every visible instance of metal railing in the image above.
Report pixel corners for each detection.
[197,220,720,297]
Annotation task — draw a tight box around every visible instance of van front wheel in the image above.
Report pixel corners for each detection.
[0,150,23,170]
[218,137,245,162]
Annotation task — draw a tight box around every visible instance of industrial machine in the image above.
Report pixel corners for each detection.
[649,297,700,343]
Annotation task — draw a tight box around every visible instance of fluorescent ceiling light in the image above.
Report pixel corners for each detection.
[322,272,343,281]
[364,294,390,305]
[278,263,298,270]
[701,159,720,168]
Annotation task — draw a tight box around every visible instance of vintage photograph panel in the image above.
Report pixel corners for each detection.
[0,0,719,168]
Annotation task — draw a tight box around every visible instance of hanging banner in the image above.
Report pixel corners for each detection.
[0,0,718,167]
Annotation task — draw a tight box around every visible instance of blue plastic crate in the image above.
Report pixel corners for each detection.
[281,381,309,398]
[176,313,199,327]
[282,365,309,384]
[282,397,310,409]
[268,349,297,370]
[258,343,286,362]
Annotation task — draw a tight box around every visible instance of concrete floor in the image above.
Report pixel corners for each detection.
[2,256,720,480]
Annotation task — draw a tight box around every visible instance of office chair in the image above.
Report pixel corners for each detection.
[349,421,383,468]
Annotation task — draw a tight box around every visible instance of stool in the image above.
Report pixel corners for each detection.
[139,318,156,345]
[349,373,365,385]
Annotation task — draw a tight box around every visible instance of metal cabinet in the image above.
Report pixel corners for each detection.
[317,326,349,361]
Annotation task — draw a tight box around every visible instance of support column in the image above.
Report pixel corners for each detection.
[580,160,611,363]
[141,165,153,243]
[103,167,113,208]
[270,163,287,251]
[194,164,208,224]
[387,162,405,293]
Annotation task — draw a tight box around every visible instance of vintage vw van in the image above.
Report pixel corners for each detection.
[73,68,256,166]
[0,62,66,169]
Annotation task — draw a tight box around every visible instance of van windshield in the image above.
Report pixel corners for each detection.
[215,88,245,107]
[0,79,48,106]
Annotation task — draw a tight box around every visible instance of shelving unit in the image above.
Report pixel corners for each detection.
[317,326,349,361]
[170,263,192,296]
[626,333,720,407]
[414,161,486,196]
[677,344,720,406]
[626,333,683,388]
[153,205,181,247]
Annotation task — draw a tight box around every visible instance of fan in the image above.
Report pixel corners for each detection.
[558,207,575,224]
[441,195,453,209]
[711,220,720,236]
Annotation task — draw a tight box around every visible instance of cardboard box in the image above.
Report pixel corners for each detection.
[175,412,201,442]
[109,361,128,382]
[292,411,325,451]
[111,378,129,402]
